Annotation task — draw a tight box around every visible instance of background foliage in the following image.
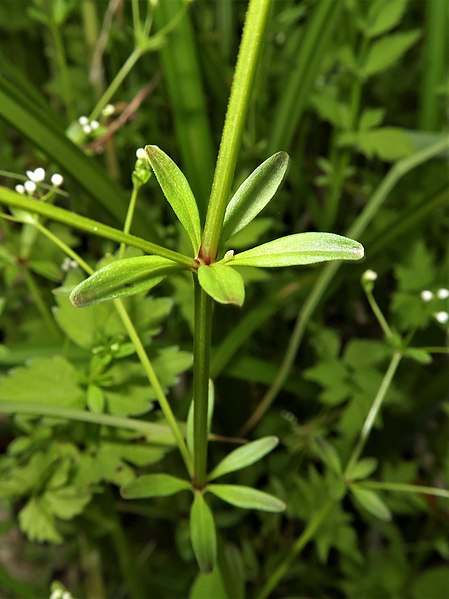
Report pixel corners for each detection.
[0,0,448,597]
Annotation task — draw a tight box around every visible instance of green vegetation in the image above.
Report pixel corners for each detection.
[0,0,448,597]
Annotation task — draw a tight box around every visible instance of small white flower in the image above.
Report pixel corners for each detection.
[437,288,449,300]
[51,173,64,187]
[32,167,46,182]
[90,119,100,130]
[362,269,378,282]
[136,148,147,160]
[102,103,115,117]
[420,290,434,302]
[61,591,72,599]
[434,311,449,324]
[15,184,25,194]
[49,591,62,599]
[78,115,89,126]
[24,180,37,194]
[82,124,92,135]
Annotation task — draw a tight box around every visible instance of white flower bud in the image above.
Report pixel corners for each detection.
[15,184,25,194]
[32,167,46,182]
[136,148,147,160]
[24,180,37,194]
[51,173,64,187]
[434,311,449,324]
[362,269,378,282]
[420,290,434,302]
[437,288,449,300]
[90,120,100,130]
[78,115,89,126]
[82,124,92,135]
[102,103,115,117]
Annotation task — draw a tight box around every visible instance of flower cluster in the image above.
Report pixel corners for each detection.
[14,167,63,197]
[78,104,115,137]
[420,287,449,325]
[132,147,152,188]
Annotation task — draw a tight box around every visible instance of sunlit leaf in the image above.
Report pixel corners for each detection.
[190,492,217,573]
[145,145,202,253]
[228,233,364,268]
[222,152,289,242]
[207,484,286,512]
[121,473,190,499]
[70,256,183,307]
[208,437,278,481]
[198,263,245,306]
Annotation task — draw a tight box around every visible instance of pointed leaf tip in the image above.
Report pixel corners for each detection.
[144,145,201,253]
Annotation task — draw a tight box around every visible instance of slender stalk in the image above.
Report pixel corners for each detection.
[200,0,272,262]
[256,499,334,599]
[34,220,92,273]
[192,279,213,486]
[359,481,449,500]
[119,185,140,259]
[365,289,394,341]
[0,187,195,268]
[345,351,402,477]
[241,137,449,433]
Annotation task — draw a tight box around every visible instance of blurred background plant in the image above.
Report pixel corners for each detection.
[0,0,448,597]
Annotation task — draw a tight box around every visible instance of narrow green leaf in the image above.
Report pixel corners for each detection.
[121,473,190,499]
[366,0,407,38]
[190,492,217,573]
[208,436,278,481]
[228,233,364,268]
[351,486,392,521]
[208,484,286,512]
[346,457,378,481]
[145,145,202,253]
[362,30,421,77]
[222,152,289,242]
[70,256,183,307]
[198,263,245,306]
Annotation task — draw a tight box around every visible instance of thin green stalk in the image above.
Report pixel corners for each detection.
[0,401,175,442]
[345,351,402,477]
[22,268,61,340]
[119,185,140,259]
[192,279,213,486]
[365,289,394,341]
[256,498,334,599]
[33,220,92,273]
[201,0,272,262]
[0,187,195,269]
[416,347,449,354]
[359,481,449,500]
[241,137,449,433]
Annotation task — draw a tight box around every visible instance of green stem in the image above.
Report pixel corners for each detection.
[241,137,449,433]
[33,220,92,273]
[47,7,75,121]
[192,278,213,486]
[365,289,394,341]
[358,481,449,500]
[22,268,61,340]
[0,401,175,442]
[201,0,272,262]
[345,351,402,477]
[119,185,140,259]
[256,498,334,599]
[0,187,195,269]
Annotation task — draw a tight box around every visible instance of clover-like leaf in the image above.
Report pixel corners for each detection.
[145,145,202,253]
[222,152,289,243]
[207,484,286,512]
[197,263,245,306]
[190,492,217,573]
[228,232,364,268]
[120,473,190,499]
[208,436,278,481]
[70,255,183,307]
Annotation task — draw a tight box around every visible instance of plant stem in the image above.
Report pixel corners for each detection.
[345,351,402,477]
[359,481,449,500]
[119,185,140,259]
[201,0,272,262]
[256,498,334,599]
[365,289,394,341]
[192,278,213,486]
[241,137,449,433]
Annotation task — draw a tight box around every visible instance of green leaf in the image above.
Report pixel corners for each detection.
[351,486,392,521]
[70,255,183,307]
[208,484,286,512]
[0,356,83,408]
[366,0,407,38]
[346,458,379,481]
[121,473,191,499]
[356,127,415,161]
[229,233,364,268]
[412,567,449,599]
[43,486,92,519]
[362,30,421,77]
[19,497,62,544]
[403,348,432,364]
[190,492,217,573]
[221,152,289,242]
[359,107,385,130]
[87,384,105,413]
[208,436,278,481]
[145,145,202,253]
[198,263,245,306]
